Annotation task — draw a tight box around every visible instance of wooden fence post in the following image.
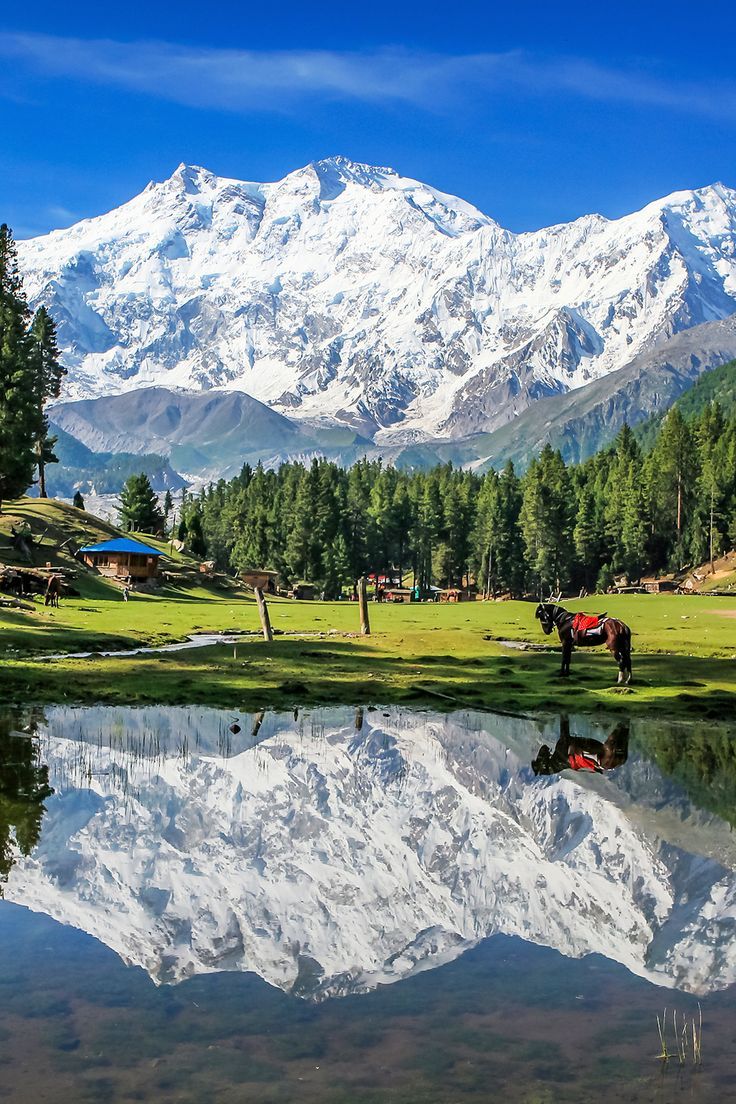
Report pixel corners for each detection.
[254,587,274,642]
[358,576,371,636]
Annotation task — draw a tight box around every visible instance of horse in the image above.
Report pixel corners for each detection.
[44,575,62,608]
[535,602,632,684]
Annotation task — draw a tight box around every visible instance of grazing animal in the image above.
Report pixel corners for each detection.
[0,571,22,597]
[44,575,62,608]
[535,602,632,684]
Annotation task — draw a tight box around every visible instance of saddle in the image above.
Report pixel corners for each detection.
[571,612,607,640]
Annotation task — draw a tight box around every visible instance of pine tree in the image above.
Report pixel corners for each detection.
[322,532,353,598]
[415,474,441,591]
[573,483,598,589]
[473,463,524,596]
[650,408,697,567]
[0,225,38,512]
[72,490,85,510]
[520,446,573,594]
[118,473,164,533]
[187,511,207,557]
[29,306,65,498]
[693,402,728,570]
[163,489,173,516]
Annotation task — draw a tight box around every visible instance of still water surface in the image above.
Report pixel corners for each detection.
[1,704,735,1102]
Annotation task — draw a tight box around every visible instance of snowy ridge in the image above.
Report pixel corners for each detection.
[6,707,736,999]
[18,161,736,439]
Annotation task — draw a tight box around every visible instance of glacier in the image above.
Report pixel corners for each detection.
[4,705,736,1001]
[17,159,736,440]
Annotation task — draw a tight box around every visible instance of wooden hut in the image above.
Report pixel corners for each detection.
[641,577,676,593]
[291,582,316,600]
[384,588,413,603]
[80,537,163,581]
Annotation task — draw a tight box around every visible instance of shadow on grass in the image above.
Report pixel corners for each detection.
[1,634,733,720]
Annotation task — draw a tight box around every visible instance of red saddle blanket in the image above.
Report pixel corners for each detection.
[572,613,602,634]
[568,751,603,772]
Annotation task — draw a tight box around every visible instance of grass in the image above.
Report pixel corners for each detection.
[656,1006,703,1065]
[1,498,735,716]
[1,591,735,718]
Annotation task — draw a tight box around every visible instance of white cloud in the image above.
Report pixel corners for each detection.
[0,32,733,119]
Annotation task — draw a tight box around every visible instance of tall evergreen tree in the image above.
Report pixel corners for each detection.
[649,408,698,567]
[474,462,524,596]
[520,446,573,594]
[573,482,598,589]
[29,306,65,498]
[187,510,207,557]
[0,225,37,512]
[118,472,164,533]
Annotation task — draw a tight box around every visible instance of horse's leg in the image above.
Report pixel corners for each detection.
[606,635,623,683]
[612,633,630,684]
[560,637,572,677]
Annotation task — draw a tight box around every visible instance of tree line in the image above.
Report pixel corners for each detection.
[170,404,736,596]
[0,225,64,512]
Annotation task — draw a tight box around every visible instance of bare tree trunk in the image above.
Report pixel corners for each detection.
[254,587,273,642]
[358,576,371,636]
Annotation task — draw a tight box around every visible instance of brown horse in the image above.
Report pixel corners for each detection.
[535,602,632,684]
[44,575,62,608]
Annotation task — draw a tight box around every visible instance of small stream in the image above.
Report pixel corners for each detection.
[40,629,347,661]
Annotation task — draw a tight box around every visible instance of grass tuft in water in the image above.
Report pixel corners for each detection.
[655,1004,704,1066]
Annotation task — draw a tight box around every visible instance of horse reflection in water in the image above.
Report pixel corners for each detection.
[531,716,629,777]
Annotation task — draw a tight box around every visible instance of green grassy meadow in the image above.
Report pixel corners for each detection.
[1,499,734,717]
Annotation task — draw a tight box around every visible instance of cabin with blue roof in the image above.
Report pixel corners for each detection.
[79,537,163,582]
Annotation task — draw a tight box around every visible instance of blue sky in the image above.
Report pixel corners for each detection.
[2,0,736,238]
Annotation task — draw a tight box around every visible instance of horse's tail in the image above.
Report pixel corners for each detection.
[621,622,633,676]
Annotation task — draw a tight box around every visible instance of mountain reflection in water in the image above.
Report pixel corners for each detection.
[1,705,735,1002]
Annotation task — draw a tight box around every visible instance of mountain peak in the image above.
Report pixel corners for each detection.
[167,162,219,194]
[310,155,398,181]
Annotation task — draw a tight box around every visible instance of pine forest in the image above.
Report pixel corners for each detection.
[179,402,736,596]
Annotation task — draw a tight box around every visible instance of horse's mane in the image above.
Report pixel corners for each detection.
[540,602,567,616]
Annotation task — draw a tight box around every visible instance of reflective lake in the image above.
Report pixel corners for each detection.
[1,704,735,1102]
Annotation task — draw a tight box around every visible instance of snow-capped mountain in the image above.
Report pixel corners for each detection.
[6,706,736,999]
[18,160,736,441]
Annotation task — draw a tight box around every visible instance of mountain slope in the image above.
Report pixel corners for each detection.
[461,314,736,470]
[635,352,736,452]
[18,160,736,442]
[40,422,186,496]
[50,386,372,479]
[673,356,736,419]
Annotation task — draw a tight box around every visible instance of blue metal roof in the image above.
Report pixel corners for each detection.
[80,538,164,556]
